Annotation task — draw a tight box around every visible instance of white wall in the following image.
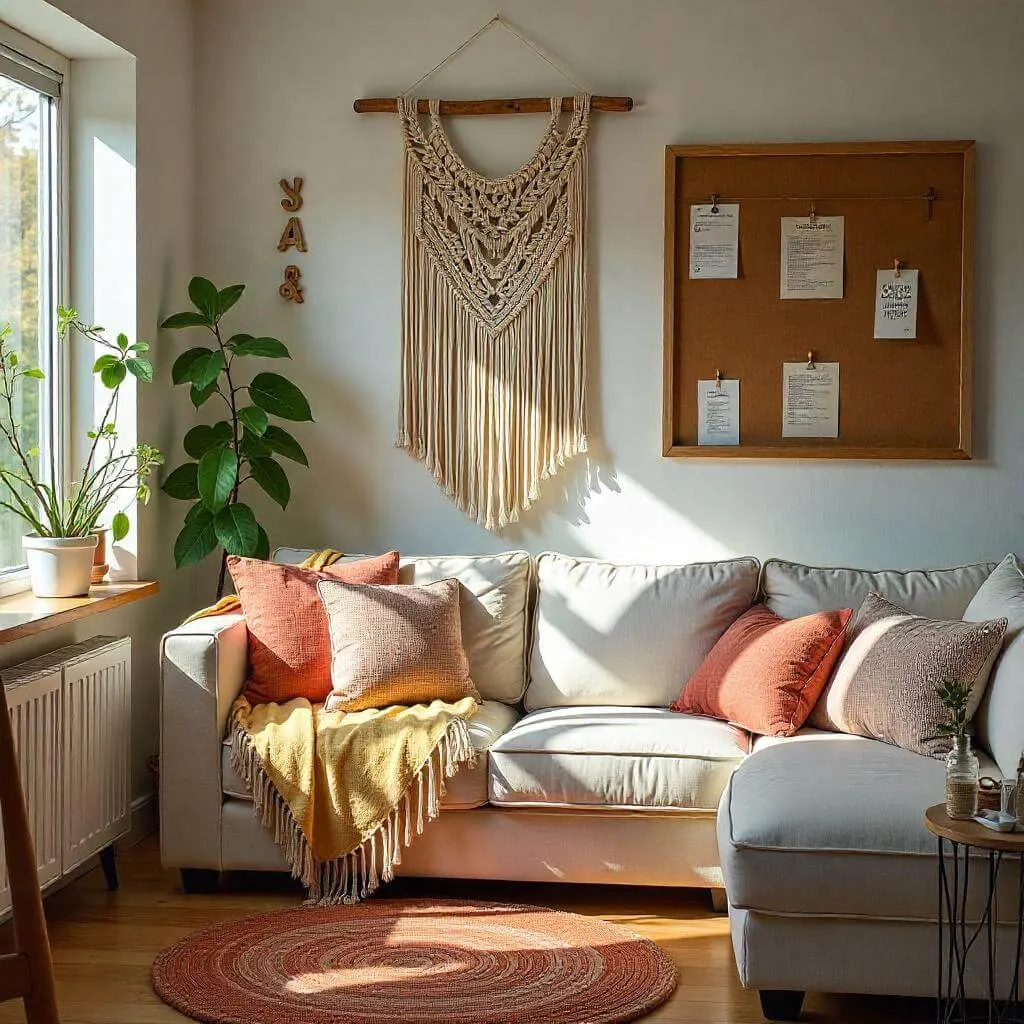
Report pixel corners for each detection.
[0,0,195,808]
[190,0,1024,570]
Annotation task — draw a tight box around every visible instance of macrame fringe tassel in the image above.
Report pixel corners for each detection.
[396,103,589,532]
[230,718,477,906]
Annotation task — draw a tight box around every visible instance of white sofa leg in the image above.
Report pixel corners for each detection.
[710,887,728,913]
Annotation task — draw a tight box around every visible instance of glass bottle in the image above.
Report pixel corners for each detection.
[946,733,980,820]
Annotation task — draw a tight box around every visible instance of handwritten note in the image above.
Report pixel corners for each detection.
[780,216,844,299]
[874,268,919,339]
[782,362,840,438]
[697,379,740,445]
[689,204,739,280]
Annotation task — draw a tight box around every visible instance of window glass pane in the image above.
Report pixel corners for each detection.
[0,72,52,572]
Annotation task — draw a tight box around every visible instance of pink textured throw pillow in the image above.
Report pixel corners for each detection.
[672,604,853,736]
[228,552,400,705]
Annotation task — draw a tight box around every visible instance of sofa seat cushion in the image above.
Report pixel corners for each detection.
[221,700,520,810]
[488,706,751,811]
[719,729,1007,922]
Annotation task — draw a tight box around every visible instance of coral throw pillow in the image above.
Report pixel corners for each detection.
[318,577,480,713]
[228,552,400,704]
[671,604,853,736]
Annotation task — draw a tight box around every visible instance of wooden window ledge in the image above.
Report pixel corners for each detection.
[0,581,159,644]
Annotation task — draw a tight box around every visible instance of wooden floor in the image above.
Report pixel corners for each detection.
[0,835,934,1024]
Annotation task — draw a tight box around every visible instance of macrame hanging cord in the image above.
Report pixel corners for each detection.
[395,18,592,531]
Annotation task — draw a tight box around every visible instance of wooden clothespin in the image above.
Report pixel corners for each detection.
[710,193,720,214]
[808,200,817,226]
[893,258,901,279]
[807,351,816,369]
[715,369,723,390]
[924,187,937,221]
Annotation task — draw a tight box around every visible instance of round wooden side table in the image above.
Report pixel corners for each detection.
[925,804,1024,1023]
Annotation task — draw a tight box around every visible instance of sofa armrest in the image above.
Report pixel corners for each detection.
[159,613,248,870]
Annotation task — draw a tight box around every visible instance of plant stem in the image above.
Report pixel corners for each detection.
[209,320,241,601]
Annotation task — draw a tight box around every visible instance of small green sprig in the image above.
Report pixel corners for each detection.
[935,679,972,739]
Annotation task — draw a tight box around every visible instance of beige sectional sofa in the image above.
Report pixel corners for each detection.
[160,549,1021,1021]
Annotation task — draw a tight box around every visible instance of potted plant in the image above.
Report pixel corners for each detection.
[159,277,313,599]
[0,308,162,597]
[937,679,980,820]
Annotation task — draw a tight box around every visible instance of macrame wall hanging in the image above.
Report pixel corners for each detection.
[355,16,633,530]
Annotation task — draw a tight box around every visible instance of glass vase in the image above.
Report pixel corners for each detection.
[945,734,980,820]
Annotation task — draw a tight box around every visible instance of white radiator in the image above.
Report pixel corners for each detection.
[0,636,131,915]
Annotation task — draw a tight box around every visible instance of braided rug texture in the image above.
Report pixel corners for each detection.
[151,898,677,1024]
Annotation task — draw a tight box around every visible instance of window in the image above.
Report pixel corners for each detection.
[0,28,64,586]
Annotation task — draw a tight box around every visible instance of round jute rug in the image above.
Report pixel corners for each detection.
[151,898,677,1024]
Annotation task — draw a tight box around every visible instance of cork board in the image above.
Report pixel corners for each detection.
[663,141,975,459]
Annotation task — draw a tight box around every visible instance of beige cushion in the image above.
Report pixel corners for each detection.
[488,706,751,811]
[762,558,994,620]
[719,729,1011,922]
[808,593,1006,756]
[318,578,479,713]
[965,554,1024,777]
[222,700,520,809]
[276,549,531,704]
[526,553,760,710]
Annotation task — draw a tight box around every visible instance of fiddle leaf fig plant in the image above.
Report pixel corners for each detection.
[160,277,313,597]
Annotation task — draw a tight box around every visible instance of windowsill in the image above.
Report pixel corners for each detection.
[0,580,159,644]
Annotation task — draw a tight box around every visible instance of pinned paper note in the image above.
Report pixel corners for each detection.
[874,268,919,339]
[780,216,844,299]
[782,362,839,438]
[697,378,740,445]
[689,204,739,279]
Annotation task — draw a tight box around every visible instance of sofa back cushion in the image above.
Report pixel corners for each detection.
[525,553,760,710]
[761,558,994,620]
[964,554,1024,778]
[275,549,531,704]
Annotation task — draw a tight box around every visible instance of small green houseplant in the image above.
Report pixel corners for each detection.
[0,307,161,596]
[160,277,312,598]
[937,678,980,820]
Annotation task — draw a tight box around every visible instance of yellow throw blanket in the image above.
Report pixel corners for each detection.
[189,549,478,904]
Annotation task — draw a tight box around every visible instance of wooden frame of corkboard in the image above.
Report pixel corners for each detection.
[663,140,975,459]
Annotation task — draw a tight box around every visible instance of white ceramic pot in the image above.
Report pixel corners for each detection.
[22,534,99,598]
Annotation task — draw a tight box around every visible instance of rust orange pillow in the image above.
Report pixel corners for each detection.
[671,604,852,736]
[228,552,400,704]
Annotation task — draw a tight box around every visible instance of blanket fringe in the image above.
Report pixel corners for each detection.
[230,715,477,905]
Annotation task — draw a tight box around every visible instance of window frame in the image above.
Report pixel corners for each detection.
[0,23,69,598]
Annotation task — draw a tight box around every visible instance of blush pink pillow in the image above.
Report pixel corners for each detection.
[228,552,400,705]
[671,604,852,736]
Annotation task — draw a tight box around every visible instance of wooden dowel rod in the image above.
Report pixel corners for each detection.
[354,96,633,115]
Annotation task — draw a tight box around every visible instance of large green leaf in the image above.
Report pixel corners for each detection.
[249,373,312,421]
[253,524,271,561]
[213,502,259,556]
[173,508,218,567]
[231,336,290,359]
[111,511,130,542]
[239,428,270,459]
[261,425,308,466]
[250,457,290,509]
[161,311,209,330]
[217,284,245,316]
[93,354,118,373]
[161,462,200,500]
[184,423,231,459]
[172,347,215,385]
[100,361,126,389]
[197,447,238,512]
[188,349,226,390]
[126,357,153,383]
[237,406,268,436]
[188,277,220,321]
[190,381,218,408]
